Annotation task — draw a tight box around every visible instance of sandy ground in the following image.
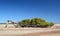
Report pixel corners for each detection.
[0,28,60,36]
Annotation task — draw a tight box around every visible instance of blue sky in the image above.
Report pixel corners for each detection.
[0,0,60,23]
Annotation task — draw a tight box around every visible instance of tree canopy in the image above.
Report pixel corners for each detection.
[19,19,30,27]
[18,18,54,28]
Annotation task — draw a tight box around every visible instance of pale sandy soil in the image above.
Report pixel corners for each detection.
[0,28,60,36]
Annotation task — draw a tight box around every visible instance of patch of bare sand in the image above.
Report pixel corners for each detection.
[0,31,60,36]
[0,28,60,36]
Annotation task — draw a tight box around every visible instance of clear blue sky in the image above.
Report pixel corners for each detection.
[0,0,60,23]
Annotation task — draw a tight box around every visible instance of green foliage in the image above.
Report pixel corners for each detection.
[19,19,30,27]
[48,22,54,27]
[18,18,54,28]
[30,18,46,27]
[39,22,48,27]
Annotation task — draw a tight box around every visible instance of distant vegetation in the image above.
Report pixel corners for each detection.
[18,18,54,28]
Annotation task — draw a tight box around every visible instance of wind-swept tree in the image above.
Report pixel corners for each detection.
[18,18,54,28]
